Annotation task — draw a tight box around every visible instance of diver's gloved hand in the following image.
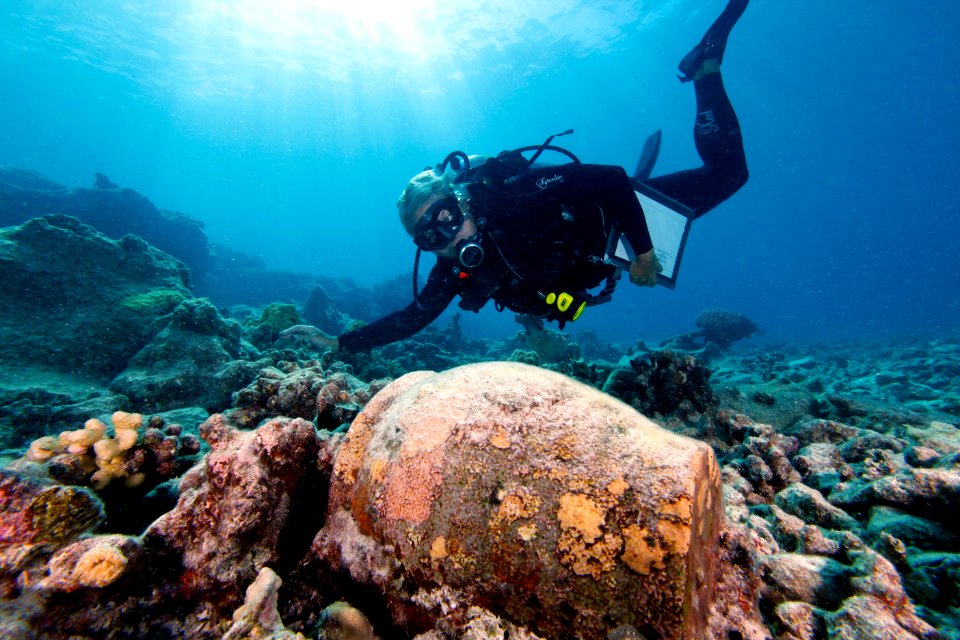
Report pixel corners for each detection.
[629,249,661,287]
[278,325,340,351]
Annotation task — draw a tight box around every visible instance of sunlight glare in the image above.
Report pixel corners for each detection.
[214,0,440,64]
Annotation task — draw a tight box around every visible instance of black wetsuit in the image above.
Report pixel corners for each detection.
[339,73,747,353]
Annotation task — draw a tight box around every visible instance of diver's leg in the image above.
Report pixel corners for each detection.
[643,71,747,218]
[678,0,749,84]
[642,0,749,219]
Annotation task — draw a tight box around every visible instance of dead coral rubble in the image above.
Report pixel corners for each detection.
[226,360,389,431]
[714,411,949,639]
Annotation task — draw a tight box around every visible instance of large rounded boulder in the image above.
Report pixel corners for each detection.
[315,362,722,639]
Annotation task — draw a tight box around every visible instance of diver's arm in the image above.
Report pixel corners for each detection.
[591,167,660,286]
[577,165,654,255]
[554,164,659,286]
[337,261,458,352]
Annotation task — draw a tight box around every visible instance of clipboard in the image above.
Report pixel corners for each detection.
[604,182,693,289]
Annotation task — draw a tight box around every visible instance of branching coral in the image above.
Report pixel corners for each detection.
[24,410,201,492]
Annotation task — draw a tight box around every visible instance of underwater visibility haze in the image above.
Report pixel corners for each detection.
[3,0,958,344]
[3,2,960,639]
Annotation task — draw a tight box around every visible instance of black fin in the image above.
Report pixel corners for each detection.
[633,129,662,181]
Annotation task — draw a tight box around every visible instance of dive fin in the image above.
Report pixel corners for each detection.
[633,129,662,181]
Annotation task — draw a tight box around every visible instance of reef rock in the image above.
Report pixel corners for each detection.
[0,168,210,275]
[0,215,192,447]
[110,298,259,412]
[144,414,331,612]
[313,362,722,639]
[0,215,191,379]
[303,285,351,336]
[226,360,388,430]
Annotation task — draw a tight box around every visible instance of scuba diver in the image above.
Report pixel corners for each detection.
[282,0,750,353]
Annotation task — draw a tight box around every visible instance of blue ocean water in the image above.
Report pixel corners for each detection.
[2,0,958,346]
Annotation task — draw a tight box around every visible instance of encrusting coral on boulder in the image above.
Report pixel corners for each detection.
[310,361,723,639]
[39,534,142,592]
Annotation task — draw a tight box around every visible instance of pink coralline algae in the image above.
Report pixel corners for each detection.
[312,362,723,639]
[144,413,334,610]
[0,351,952,638]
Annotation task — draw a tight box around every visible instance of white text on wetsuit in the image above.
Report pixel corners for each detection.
[536,175,564,190]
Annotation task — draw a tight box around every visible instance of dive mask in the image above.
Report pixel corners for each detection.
[413,196,465,251]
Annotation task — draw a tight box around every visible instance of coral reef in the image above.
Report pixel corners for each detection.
[0,215,193,446]
[226,360,389,431]
[0,415,335,638]
[602,350,716,424]
[0,337,957,638]
[11,410,204,535]
[110,298,261,412]
[1,191,959,637]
